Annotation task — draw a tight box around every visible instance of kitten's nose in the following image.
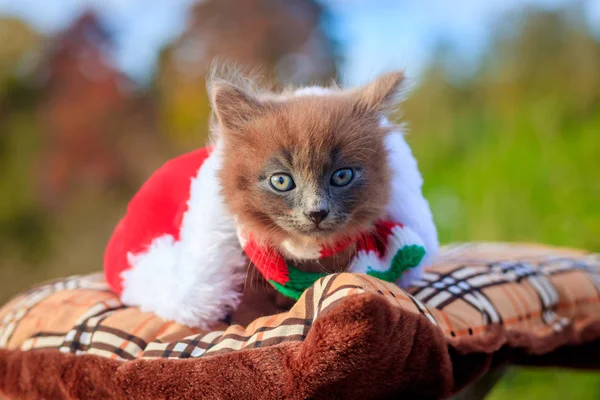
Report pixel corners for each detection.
[307,209,329,224]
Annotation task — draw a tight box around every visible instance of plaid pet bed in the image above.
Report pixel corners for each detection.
[0,242,599,399]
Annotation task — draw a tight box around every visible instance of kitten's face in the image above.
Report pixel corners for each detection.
[258,145,369,239]
[215,72,403,246]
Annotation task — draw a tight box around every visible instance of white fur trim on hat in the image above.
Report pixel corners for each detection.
[120,144,246,330]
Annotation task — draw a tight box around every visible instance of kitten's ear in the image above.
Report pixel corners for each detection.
[211,82,264,130]
[354,71,405,114]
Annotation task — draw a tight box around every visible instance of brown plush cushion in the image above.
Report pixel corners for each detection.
[0,243,598,399]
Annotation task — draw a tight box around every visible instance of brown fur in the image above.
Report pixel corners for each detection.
[214,72,405,253]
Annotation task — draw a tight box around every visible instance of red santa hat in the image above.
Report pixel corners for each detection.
[104,144,248,329]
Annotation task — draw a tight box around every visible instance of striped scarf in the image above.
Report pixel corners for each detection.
[238,221,426,299]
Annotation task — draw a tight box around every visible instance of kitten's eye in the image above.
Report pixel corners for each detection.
[330,168,354,187]
[269,174,296,192]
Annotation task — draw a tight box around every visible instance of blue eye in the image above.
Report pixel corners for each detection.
[331,168,354,187]
[269,174,295,192]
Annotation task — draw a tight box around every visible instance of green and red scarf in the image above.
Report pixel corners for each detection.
[239,220,426,299]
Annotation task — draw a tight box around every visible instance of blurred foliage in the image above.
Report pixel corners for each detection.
[156,0,338,151]
[0,18,47,262]
[402,6,600,398]
[405,6,600,252]
[0,2,599,398]
[0,18,41,81]
[488,367,600,399]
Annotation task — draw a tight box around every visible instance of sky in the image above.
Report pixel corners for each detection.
[0,0,598,85]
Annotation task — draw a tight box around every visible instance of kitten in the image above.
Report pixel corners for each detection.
[211,71,406,323]
[105,69,437,328]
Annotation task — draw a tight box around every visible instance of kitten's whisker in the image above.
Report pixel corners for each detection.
[243,256,253,293]
[370,229,393,256]
[315,259,328,274]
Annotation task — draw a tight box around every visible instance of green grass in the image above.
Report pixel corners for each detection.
[488,368,600,399]
[408,108,600,252]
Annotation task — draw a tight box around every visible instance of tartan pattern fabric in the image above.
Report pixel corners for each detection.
[0,243,598,361]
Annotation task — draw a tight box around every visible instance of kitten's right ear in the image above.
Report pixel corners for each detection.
[353,71,406,114]
[211,82,264,131]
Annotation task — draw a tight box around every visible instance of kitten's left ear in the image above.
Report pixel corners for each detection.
[211,82,265,131]
[354,71,406,114]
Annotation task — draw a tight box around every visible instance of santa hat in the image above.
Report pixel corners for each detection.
[104,119,438,330]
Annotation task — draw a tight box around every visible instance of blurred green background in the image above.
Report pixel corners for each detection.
[0,0,599,398]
